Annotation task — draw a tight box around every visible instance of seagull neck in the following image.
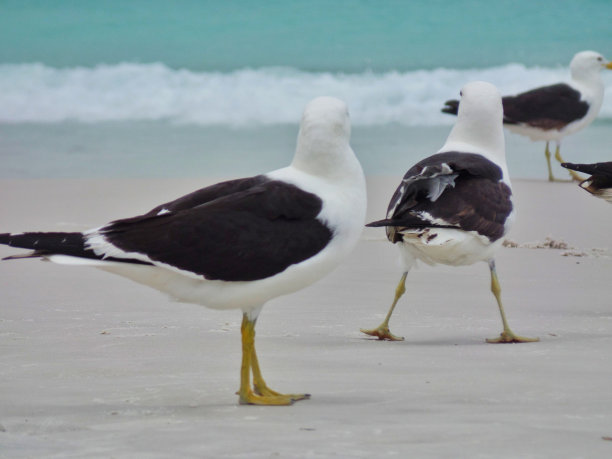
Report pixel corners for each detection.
[292,137,363,183]
[443,123,506,162]
[571,67,604,95]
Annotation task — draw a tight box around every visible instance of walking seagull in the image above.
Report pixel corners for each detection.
[0,96,367,406]
[561,161,612,204]
[361,81,538,343]
[442,51,612,181]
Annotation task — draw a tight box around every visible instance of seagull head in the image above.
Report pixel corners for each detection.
[570,51,612,80]
[456,81,503,121]
[298,96,351,142]
[293,96,356,178]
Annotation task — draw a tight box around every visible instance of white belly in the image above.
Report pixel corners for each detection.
[397,228,502,268]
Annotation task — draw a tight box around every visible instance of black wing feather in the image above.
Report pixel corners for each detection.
[0,232,151,264]
[100,180,333,282]
[1,177,333,280]
[562,162,612,189]
[367,152,512,243]
[441,84,589,130]
[115,175,269,227]
[502,83,589,129]
[561,161,612,178]
[381,151,503,219]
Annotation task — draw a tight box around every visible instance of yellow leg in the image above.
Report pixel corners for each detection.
[553,145,584,182]
[545,142,555,182]
[485,261,539,344]
[237,314,309,405]
[361,272,408,341]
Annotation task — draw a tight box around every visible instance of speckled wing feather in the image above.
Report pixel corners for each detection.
[367,152,512,243]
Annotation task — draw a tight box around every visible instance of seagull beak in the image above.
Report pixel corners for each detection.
[606,61,612,69]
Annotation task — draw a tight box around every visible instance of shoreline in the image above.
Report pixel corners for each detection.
[1,122,611,180]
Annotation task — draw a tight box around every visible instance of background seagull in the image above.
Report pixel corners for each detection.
[362,81,538,344]
[442,51,612,181]
[561,161,612,203]
[0,96,367,406]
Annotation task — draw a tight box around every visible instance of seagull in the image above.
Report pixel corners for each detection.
[361,81,538,343]
[561,161,612,203]
[0,96,367,406]
[442,51,612,182]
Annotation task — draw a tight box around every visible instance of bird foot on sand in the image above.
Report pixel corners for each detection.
[254,384,310,401]
[238,389,310,406]
[486,330,539,343]
[360,325,405,341]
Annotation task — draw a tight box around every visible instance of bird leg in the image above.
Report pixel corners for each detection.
[485,260,539,343]
[553,145,584,182]
[545,142,556,182]
[360,271,408,341]
[238,313,309,405]
[250,342,310,402]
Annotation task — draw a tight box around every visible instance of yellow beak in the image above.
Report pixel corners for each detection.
[607,61,612,69]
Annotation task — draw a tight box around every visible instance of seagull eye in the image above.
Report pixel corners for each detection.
[597,57,603,61]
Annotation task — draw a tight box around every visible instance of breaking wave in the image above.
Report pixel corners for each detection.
[1,62,611,126]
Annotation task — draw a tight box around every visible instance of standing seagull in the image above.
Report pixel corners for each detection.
[0,96,367,406]
[442,51,612,181]
[361,81,538,343]
[561,161,612,203]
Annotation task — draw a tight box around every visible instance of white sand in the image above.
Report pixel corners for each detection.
[1,177,612,458]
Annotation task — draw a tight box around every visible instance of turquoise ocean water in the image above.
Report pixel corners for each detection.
[1,0,611,178]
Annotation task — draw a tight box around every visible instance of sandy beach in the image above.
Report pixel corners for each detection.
[1,176,612,458]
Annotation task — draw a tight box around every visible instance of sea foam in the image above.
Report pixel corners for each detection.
[1,63,611,126]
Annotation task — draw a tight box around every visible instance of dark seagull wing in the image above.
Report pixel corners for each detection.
[94,180,333,282]
[442,84,589,130]
[367,152,512,243]
[0,176,268,263]
[134,175,269,218]
[502,83,589,129]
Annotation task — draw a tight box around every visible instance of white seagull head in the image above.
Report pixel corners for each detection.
[298,96,351,143]
[293,96,357,179]
[441,81,505,163]
[570,50,612,82]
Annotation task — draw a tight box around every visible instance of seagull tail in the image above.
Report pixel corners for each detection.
[441,99,459,115]
[365,219,394,228]
[0,232,98,261]
[561,162,602,176]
